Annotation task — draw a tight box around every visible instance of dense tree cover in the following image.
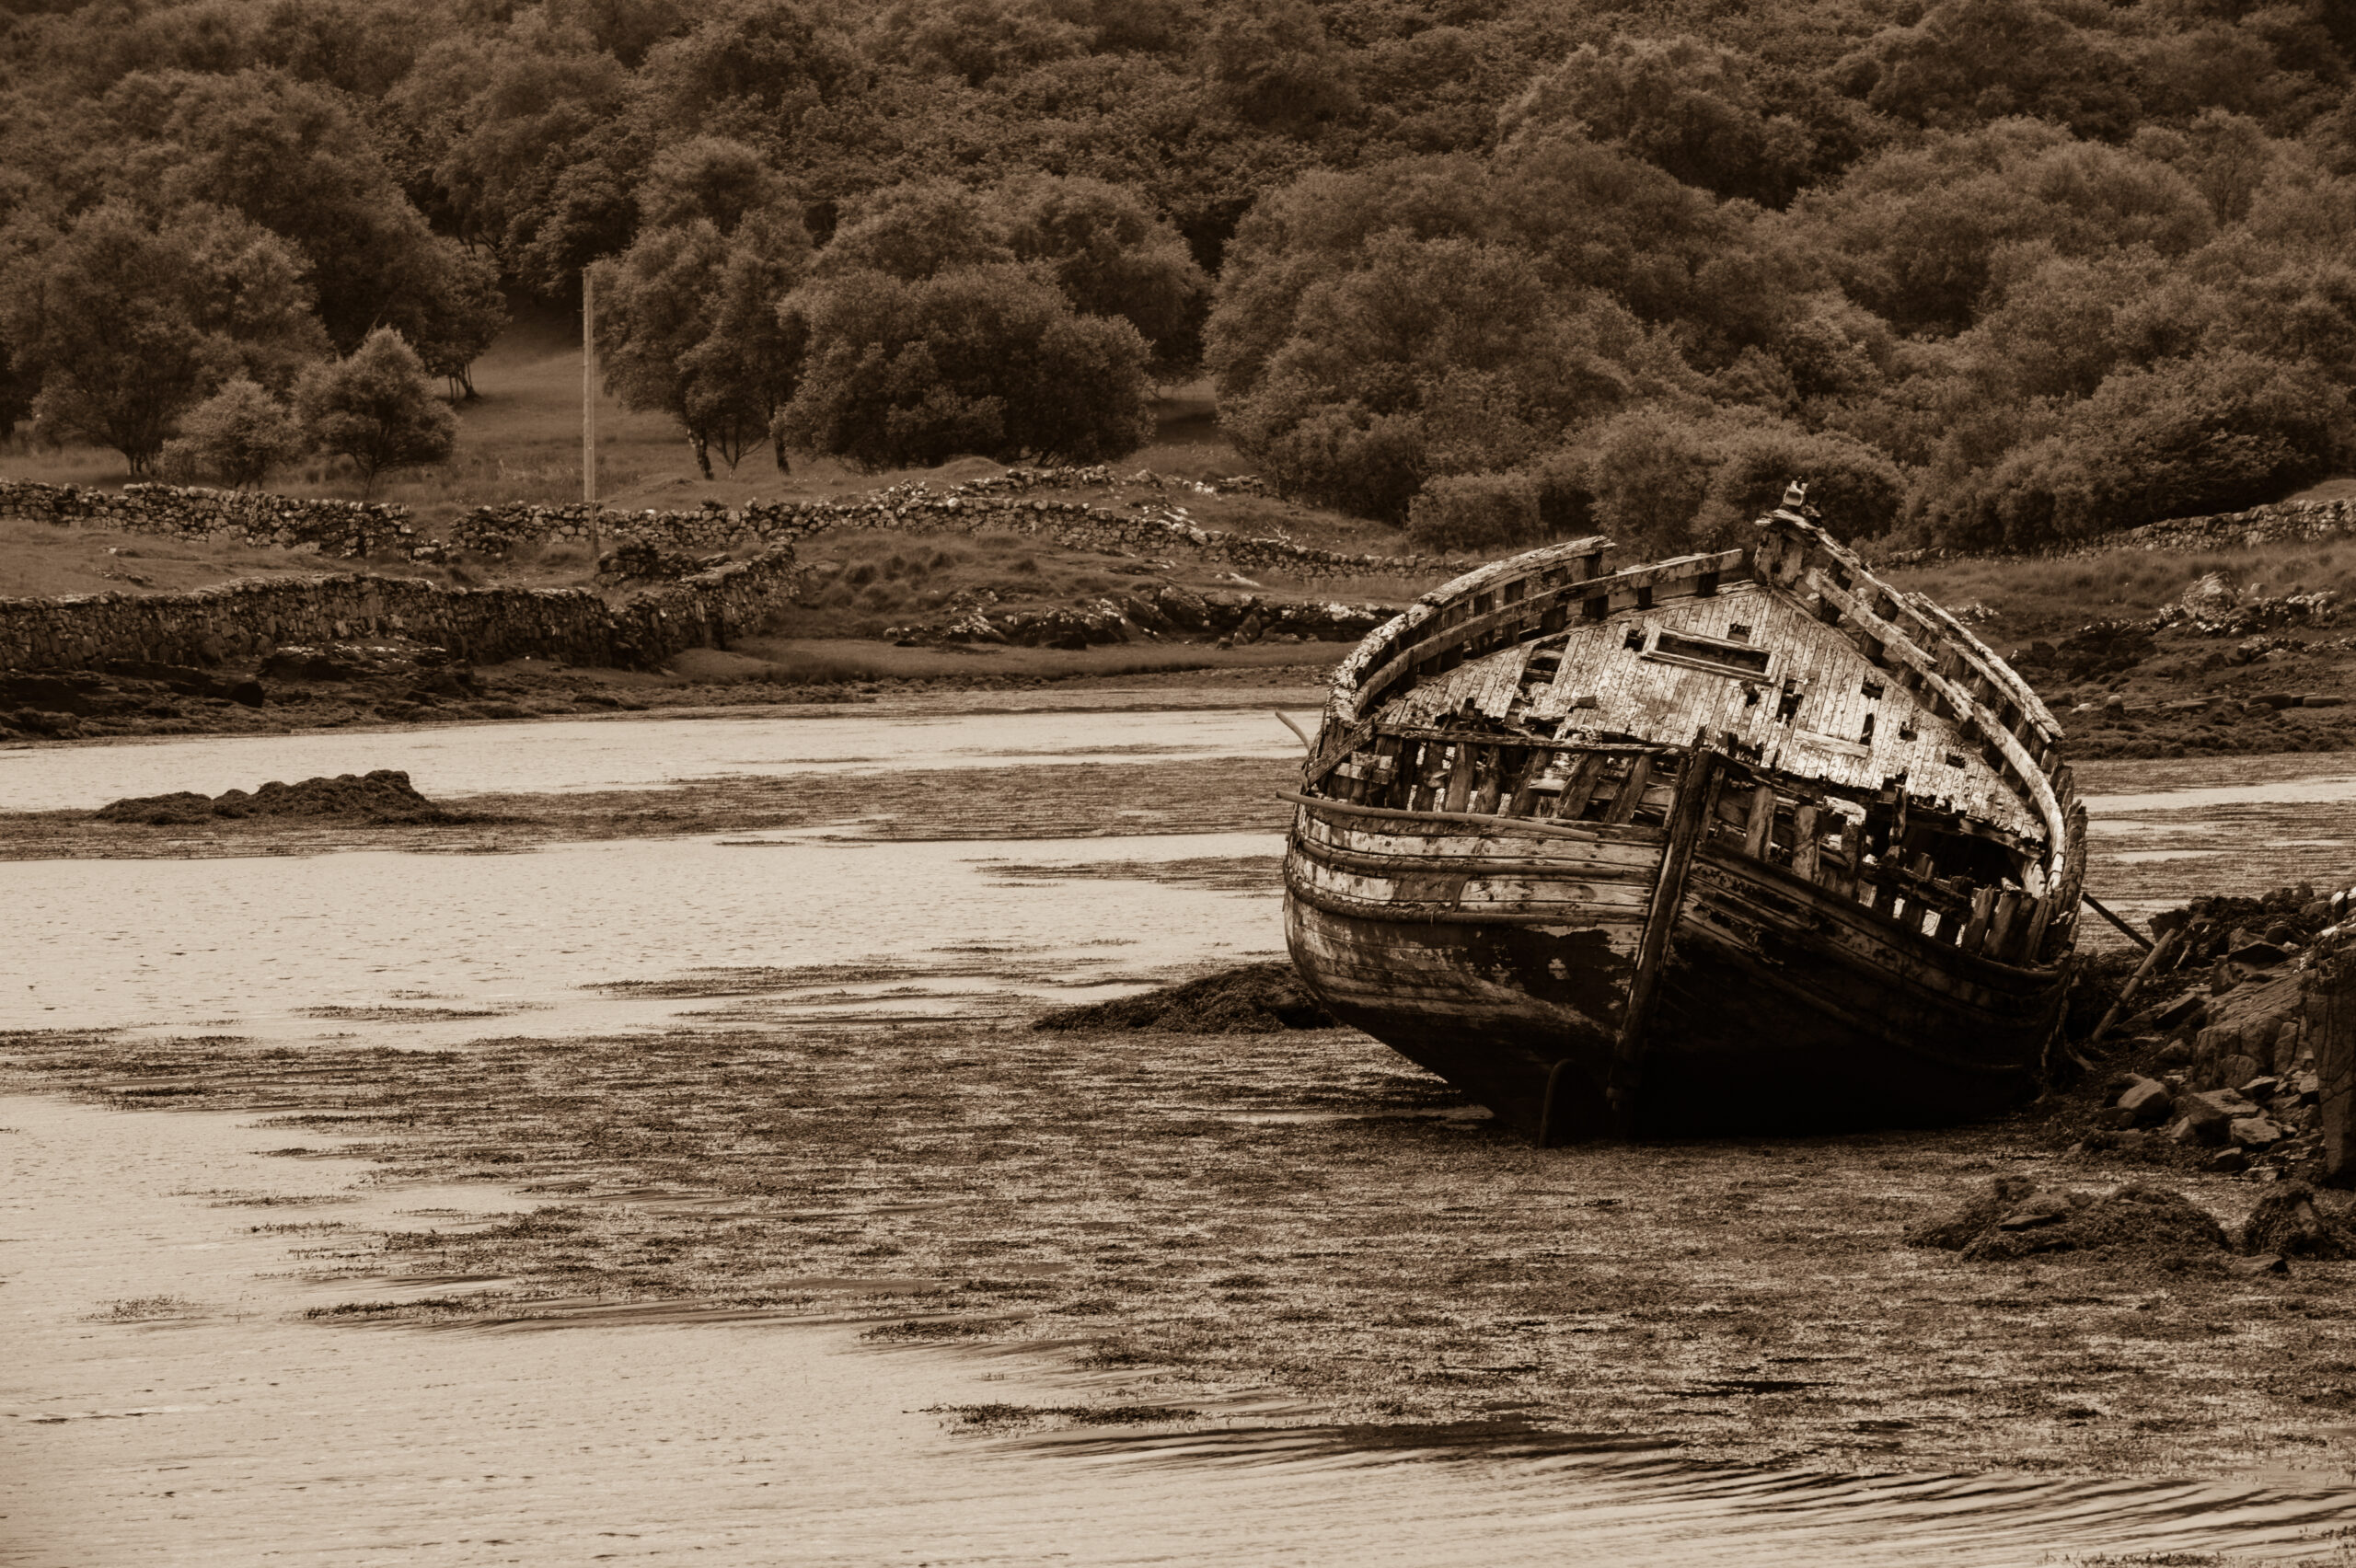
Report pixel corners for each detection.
[0,0,2350,538]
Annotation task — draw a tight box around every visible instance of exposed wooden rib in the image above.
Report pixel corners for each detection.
[1601,749,1726,1136]
[1603,754,1656,824]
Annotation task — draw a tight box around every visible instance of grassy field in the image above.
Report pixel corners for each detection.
[0,303,1366,541]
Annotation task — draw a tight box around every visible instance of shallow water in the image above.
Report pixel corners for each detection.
[0,829,1288,1040]
[13,711,2356,1563]
[10,1095,2356,1568]
[0,701,1317,813]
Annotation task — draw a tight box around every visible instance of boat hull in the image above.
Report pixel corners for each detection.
[1285,804,2063,1139]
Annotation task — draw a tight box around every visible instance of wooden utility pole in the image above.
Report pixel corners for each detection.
[583,267,600,572]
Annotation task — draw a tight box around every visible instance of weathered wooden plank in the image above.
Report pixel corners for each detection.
[1742,783,1776,859]
[1790,801,1821,881]
[1599,749,1726,1137]
[1603,754,1655,825]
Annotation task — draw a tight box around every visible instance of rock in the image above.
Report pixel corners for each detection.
[1996,1189,2094,1229]
[2229,1116,2283,1148]
[2155,993,2208,1030]
[2230,1253,2289,1276]
[2216,1054,2265,1090]
[2116,1077,2175,1126]
[2208,1148,2251,1174]
[227,679,267,708]
[2180,1089,2261,1145]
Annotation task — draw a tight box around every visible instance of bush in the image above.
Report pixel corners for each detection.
[1921,350,2354,548]
[1404,471,1543,553]
[166,377,308,488]
[1577,408,1724,554]
[293,329,456,494]
[1692,421,1906,544]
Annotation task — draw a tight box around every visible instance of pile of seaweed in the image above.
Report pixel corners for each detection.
[94,769,474,826]
[1907,1175,2356,1274]
[1033,962,1337,1034]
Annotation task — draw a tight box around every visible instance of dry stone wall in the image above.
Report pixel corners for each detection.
[0,477,411,557]
[436,467,1445,582]
[0,549,812,674]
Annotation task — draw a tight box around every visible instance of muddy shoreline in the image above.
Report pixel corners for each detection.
[7,1001,2352,1482]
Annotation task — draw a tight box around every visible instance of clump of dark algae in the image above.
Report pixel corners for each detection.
[1907,1180,2234,1271]
[1033,961,1336,1033]
[94,769,478,826]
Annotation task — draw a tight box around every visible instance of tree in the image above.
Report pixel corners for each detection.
[680,211,813,470]
[1501,36,1817,207]
[594,210,812,474]
[777,262,1152,469]
[122,68,483,353]
[1207,0,1356,137]
[1,201,327,471]
[998,173,1209,378]
[294,328,456,493]
[593,221,732,475]
[814,180,1015,282]
[637,135,788,232]
[1576,409,1724,555]
[166,376,308,487]
[1217,231,1686,522]
[389,239,509,400]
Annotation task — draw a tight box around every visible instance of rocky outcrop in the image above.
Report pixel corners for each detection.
[2154,572,2339,637]
[0,548,813,674]
[0,478,410,558]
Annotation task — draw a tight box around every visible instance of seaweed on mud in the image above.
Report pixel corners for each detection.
[1031,962,1336,1033]
[1910,1179,2232,1268]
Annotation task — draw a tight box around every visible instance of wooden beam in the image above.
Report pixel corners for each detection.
[1602,748,1726,1137]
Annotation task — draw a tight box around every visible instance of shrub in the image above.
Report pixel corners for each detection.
[167,377,309,488]
[1692,421,1906,543]
[1404,470,1543,554]
[1577,408,1724,554]
[293,328,456,495]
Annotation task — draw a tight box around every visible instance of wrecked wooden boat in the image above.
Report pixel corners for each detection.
[1283,491,2087,1141]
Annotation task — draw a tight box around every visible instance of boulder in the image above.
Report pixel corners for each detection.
[2179,1089,2261,1145]
[2215,1053,2266,1090]
[2116,1077,2175,1126]
[2228,1116,2284,1148]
